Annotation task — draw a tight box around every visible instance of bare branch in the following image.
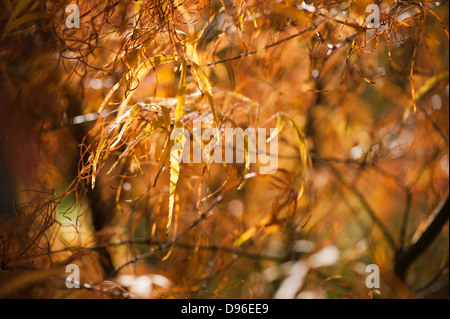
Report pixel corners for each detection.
[395,192,449,281]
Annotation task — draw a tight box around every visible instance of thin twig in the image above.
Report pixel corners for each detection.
[322,160,397,250]
[17,238,284,263]
[205,24,320,67]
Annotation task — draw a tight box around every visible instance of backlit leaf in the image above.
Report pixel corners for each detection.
[286,115,309,198]
[109,103,142,150]
[98,55,175,113]
[167,60,188,234]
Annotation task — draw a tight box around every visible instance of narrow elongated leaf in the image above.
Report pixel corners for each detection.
[234,214,275,247]
[106,115,168,175]
[109,104,142,150]
[267,113,286,143]
[5,12,45,33]
[225,117,250,190]
[98,55,175,113]
[91,111,133,189]
[174,61,187,123]
[286,116,309,198]
[191,61,220,126]
[235,226,257,247]
[91,135,107,189]
[167,60,188,234]
[403,70,449,120]
[193,8,224,52]
[191,62,222,168]
[4,0,34,35]
[123,114,168,157]
[238,140,251,191]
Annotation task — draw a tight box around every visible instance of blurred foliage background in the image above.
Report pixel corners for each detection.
[0,0,448,299]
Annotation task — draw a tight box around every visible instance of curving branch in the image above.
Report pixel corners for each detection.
[395,192,449,281]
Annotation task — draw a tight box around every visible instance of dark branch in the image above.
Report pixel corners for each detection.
[395,192,449,281]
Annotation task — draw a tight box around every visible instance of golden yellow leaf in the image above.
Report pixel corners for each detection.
[403,70,449,120]
[286,115,309,198]
[98,55,175,113]
[109,104,142,150]
[168,60,188,234]
[267,113,286,143]
[235,226,257,247]
[191,61,220,126]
